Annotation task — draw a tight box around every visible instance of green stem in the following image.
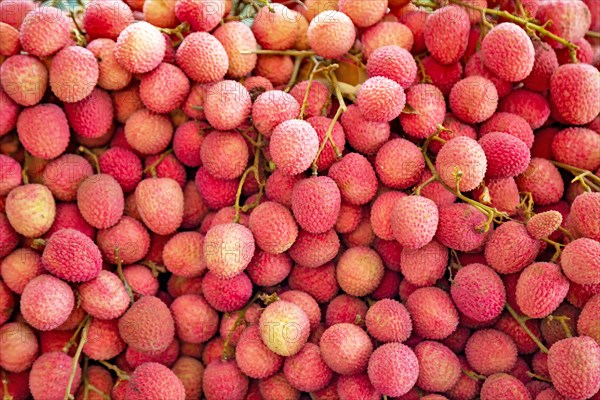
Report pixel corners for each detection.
[234,133,264,223]
[143,149,174,177]
[221,291,262,360]
[526,371,552,383]
[63,317,91,400]
[463,369,487,381]
[285,56,305,93]
[240,49,316,57]
[77,146,100,174]
[62,314,91,353]
[98,361,130,381]
[1,370,12,400]
[541,238,565,262]
[115,247,134,305]
[506,303,549,354]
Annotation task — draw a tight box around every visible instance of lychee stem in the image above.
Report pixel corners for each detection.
[414,175,436,195]
[31,238,47,249]
[240,49,316,57]
[81,357,111,400]
[546,314,573,338]
[463,369,487,381]
[285,56,305,93]
[158,22,190,46]
[557,226,575,241]
[221,291,263,360]
[77,146,101,174]
[505,303,549,354]
[587,31,600,39]
[143,148,174,177]
[519,192,535,219]
[414,55,432,84]
[21,149,30,185]
[541,237,565,262]
[63,316,91,400]
[343,52,366,70]
[140,260,167,278]
[115,247,135,305]
[299,59,323,120]
[526,371,552,383]
[551,161,600,192]
[234,133,265,222]
[63,314,91,353]
[98,361,130,381]
[1,370,12,400]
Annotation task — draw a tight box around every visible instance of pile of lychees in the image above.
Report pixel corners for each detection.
[0,0,599,398]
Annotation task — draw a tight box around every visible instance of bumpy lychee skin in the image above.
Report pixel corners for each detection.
[552,127,600,172]
[42,228,102,283]
[16,103,69,160]
[391,196,439,249]
[29,351,81,400]
[308,11,356,59]
[516,158,564,206]
[522,41,559,93]
[126,362,185,400]
[336,246,384,297]
[0,213,18,259]
[0,322,38,373]
[292,176,341,234]
[19,7,70,57]
[252,90,300,137]
[174,0,226,32]
[0,55,48,107]
[361,20,415,59]
[465,329,518,376]
[259,300,310,357]
[516,262,570,318]
[288,228,339,269]
[481,23,535,82]
[65,88,114,139]
[98,147,142,193]
[115,21,165,74]
[320,323,373,375]
[0,248,43,295]
[270,119,319,176]
[357,76,406,123]
[162,231,206,278]
[406,287,459,339]
[255,54,294,86]
[170,294,218,344]
[246,251,291,287]
[452,263,506,322]
[365,299,412,343]
[78,270,130,320]
[336,374,379,400]
[436,136,487,192]
[236,324,283,379]
[0,87,19,136]
[550,63,600,125]
[176,32,228,84]
[368,342,419,397]
[251,3,298,50]
[375,138,424,190]
[400,238,448,287]
[21,275,74,331]
[172,121,205,169]
[200,130,249,180]
[570,192,600,241]
[203,222,255,278]
[249,201,298,255]
[480,373,530,400]
[308,116,346,172]
[366,45,417,88]
[340,104,390,155]
[87,38,132,91]
[258,372,300,400]
[82,318,126,361]
[371,192,406,241]
[82,0,133,40]
[139,62,190,114]
[560,238,600,285]
[548,336,600,400]
[213,21,257,78]
[201,270,252,312]
[578,294,600,344]
[325,294,367,328]
[283,343,333,392]
[498,89,551,130]
[77,174,124,230]
[339,0,386,27]
[400,83,446,139]
[414,341,461,392]
[135,177,184,235]
[479,132,531,179]
[424,5,470,65]
[289,80,331,120]
[125,108,173,155]
[49,46,99,103]
[289,262,339,303]
[119,295,175,355]
[204,80,252,131]
[0,155,21,196]
[420,56,463,97]
[485,221,541,275]
[537,0,591,49]
[450,76,499,124]
[194,167,238,210]
[328,153,378,205]
[6,183,56,238]
[0,22,20,56]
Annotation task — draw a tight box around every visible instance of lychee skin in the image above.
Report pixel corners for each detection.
[420,56,463,97]
[204,80,252,131]
[0,22,20,56]
[424,5,470,65]
[258,372,300,400]
[450,76,499,124]
[49,46,99,103]
[83,318,126,361]
[82,0,134,40]
[126,362,185,400]
[77,174,124,230]
[0,322,38,373]
[371,192,407,241]
[436,136,487,192]
[16,103,69,160]
[451,263,506,322]
[78,270,130,320]
[340,104,390,155]
[481,23,535,82]
[357,77,406,123]
[367,342,419,397]
[365,299,412,343]
[480,112,535,149]
[19,7,70,57]
[414,341,461,392]
[5,183,56,238]
[270,119,319,176]
[284,343,333,392]
[0,54,48,107]
[537,0,592,48]
[560,238,600,285]
[391,195,439,249]
[260,300,311,357]
[366,45,417,88]
[87,39,132,91]
[252,3,298,50]
[170,294,219,344]
[399,83,446,139]
[339,0,386,28]
[320,323,373,375]
[480,373,530,400]
[465,329,518,376]
[291,176,341,234]
[0,88,19,136]
[288,228,340,269]
[328,153,378,206]
[550,63,600,125]
[0,248,43,295]
[252,90,300,137]
[516,262,570,318]
[174,0,227,33]
[98,147,143,193]
[570,192,600,242]
[516,158,564,206]
[175,32,228,84]
[214,21,257,78]
[115,21,166,74]
[361,21,415,59]
[578,294,600,344]
[118,295,175,355]
[308,11,356,59]
[20,274,74,331]
[375,138,424,190]
[42,228,102,283]
[406,287,459,340]
[400,238,448,287]
[478,132,531,179]
[548,336,600,400]
[201,271,253,312]
[498,88,551,130]
[523,41,559,94]
[29,351,81,400]
[42,154,94,203]
[236,324,283,379]
[308,116,346,172]
[337,374,380,400]
[249,201,298,255]
[135,177,184,235]
[552,127,600,172]
[203,222,255,279]
[336,246,384,297]
[484,220,541,275]
[140,63,190,114]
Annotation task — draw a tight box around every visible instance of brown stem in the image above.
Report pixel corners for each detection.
[285,56,305,93]
[115,247,134,305]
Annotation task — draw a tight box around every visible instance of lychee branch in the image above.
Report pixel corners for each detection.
[63,316,91,400]
[62,314,92,353]
[240,49,316,57]
[234,133,265,222]
[541,237,565,262]
[1,370,12,400]
[98,361,130,381]
[526,371,553,383]
[586,31,600,39]
[81,357,111,400]
[546,314,573,338]
[285,56,305,92]
[463,369,487,381]
[140,260,167,278]
[221,291,264,360]
[77,146,100,174]
[505,303,549,354]
[143,149,174,177]
[550,161,600,192]
[115,247,135,304]
[158,22,190,46]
